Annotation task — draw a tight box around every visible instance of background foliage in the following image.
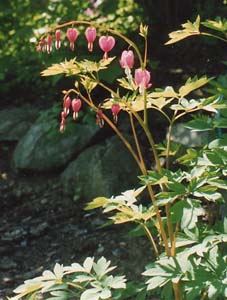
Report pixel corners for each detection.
[2,0,227,108]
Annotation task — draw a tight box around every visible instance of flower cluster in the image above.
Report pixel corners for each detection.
[37,25,151,132]
[60,96,82,132]
[37,26,115,59]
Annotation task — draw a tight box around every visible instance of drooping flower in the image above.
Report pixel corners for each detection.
[60,116,66,132]
[96,109,104,128]
[66,28,79,51]
[134,68,151,93]
[99,35,115,59]
[85,27,97,52]
[119,50,134,69]
[61,111,67,119]
[46,34,52,54]
[36,38,46,52]
[55,29,61,50]
[111,103,121,124]
[71,98,82,120]
[63,96,71,115]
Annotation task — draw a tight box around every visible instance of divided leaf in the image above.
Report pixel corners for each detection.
[165,15,201,45]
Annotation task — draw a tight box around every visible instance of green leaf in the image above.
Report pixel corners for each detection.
[202,17,227,33]
[174,236,196,248]
[93,257,115,277]
[146,276,169,290]
[214,117,227,128]
[208,134,227,149]
[193,185,223,202]
[85,197,109,210]
[140,171,169,186]
[155,191,180,206]
[177,149,198,166]
[171,199,204,229]
[47,290,72,300]
[185,116,214,131]
[81,289,100,300]
[165,15,200,45]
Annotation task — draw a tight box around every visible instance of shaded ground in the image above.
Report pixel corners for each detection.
[0,142,153,299]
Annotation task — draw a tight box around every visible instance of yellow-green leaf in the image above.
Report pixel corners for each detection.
[178,76,210,98]
[41,59,80,76]
[149,86,178,98]
[80,75,97,92]
[165,15,200,45]
[85,197,109,210]
[202,18,227,33]
[117,78,136,91]
[99,57,116,68]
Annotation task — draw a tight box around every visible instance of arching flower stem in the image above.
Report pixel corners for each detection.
[96,80,162,173]
[64,89,145,174]
[45,20,144,68]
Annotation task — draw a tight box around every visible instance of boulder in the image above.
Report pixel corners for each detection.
[170,123,209,147]
[12,120,99,171]
[0,106,39,141]
[61,135,141,201]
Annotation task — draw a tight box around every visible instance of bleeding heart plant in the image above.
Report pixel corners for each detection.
[10,16,227,300]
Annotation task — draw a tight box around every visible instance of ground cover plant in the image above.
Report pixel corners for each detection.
[9,15,227,300]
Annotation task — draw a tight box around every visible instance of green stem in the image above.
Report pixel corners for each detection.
[102,114,145,174]
[140,222,159,258]
[201,32,227,43]
[97,81,162,172]
[147,185,170,256]
[172,282,183,300]
[95,82,169,254]
[129,107,161,173]
[67,282,83,290]
[166,111,177,170]
[175,107,199,121]
[73,90,145,174]
[129,112,147,174]
[143,36,148,67]
[151,106,172,123]
[165,203,174,251]
[143,89,148,126]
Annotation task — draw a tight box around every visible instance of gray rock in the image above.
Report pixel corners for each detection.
[0,106,39,141]
[0,257,17,270]
[170,123,209,147]
[61,135,141,201]
[12,120,99,171]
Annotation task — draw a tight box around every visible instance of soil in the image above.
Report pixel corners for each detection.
[0,142,153,299]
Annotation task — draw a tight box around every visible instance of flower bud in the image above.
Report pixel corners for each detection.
[63,96,71,115]
[99,35,115,59]
[134,68,151,93]
[55,29,61,50]
[37,38,46,52]
[111,103,121,124]
[119,50,134,69]
[60,117,66,132]
[66,28,79,51]
[96,109,104,128]
[71,98,82,120]
[85,27,97,52]
[61,111,67,119]
[47,34,52,54]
